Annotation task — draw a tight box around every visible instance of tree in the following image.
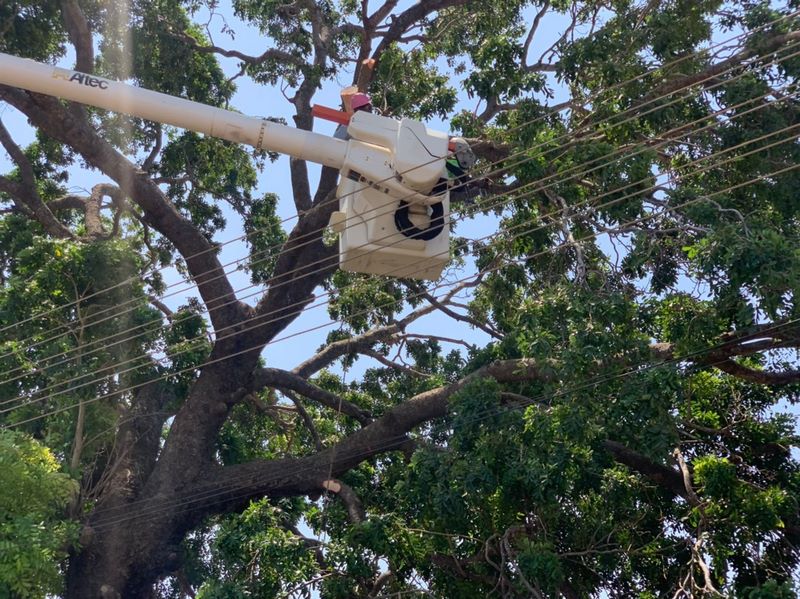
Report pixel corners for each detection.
[0,0,799,596]
[0,431,77,598]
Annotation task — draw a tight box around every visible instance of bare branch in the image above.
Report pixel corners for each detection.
[148,296,174,320]
[0,119,74,239]
[321,478,366,524]
[368,571,395,598]
[361,348,431,378]
[652,333,800,386]
[423,292,503,339]
[294,325,404,379]
[284,391,323,451]
[403,333,475,350]
[141,124,162,172]
[252,366,371,424]
[167,26,309,70]
[523,1,550,62]
[290,277,489,377]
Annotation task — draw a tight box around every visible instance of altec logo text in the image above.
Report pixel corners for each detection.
[52,69,109,89]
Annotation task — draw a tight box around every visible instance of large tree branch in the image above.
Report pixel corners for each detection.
[246,198,339,343]
[711,359,800,386]
[252,367,371,424]
[60,0,94,73]
[49,183,125,238]
[186,358,557,520]
[0,87,248,331]
[466,137,513,163]
[651,327,800,386]
[601,440,685,497]
[639,30,800,105]
[370,0,470,64]
[289,158,313,212]
[321,478,366,524]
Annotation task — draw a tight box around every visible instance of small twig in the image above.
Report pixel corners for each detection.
[284,391,323,451]
[403,333,475,350]
[422,292,503,340]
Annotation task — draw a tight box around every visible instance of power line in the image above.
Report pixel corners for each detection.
[0,11,793,345]
[0,81,795,409]
[84,306,800,534]
[1,110,796,418]
[5,160,797,435]
[48,165,800,532]
[1,55,796,394]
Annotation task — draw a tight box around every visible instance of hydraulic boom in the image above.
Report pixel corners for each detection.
[0,52,452,279]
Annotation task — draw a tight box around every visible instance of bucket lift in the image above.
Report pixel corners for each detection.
[0,52,452,280]
[329,111,450,279]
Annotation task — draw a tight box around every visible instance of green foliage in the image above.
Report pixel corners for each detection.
[194,499,318,599]
[371,45,458,120]
[164,299,212,396]
[159,132,261,236]
[0,431,77,598]
[742,579,798,599]
[2,1,800,597]
[244,194,287,285]
[0,1,66,61]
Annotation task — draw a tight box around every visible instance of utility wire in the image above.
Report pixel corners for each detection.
[84,286,800,534]
[6,28,795,358]
[0,78,795,406]
[1,101,797,416]
[0,12,794,343]
[1,51,796,390]
[1,104,796,417]
[5,160,797,437]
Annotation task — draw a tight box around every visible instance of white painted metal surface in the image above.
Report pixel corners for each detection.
[0,52,347,168]
[0,52,453,280]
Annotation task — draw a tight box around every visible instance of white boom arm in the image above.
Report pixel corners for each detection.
[0,52,453,280]
[0,52,348,168]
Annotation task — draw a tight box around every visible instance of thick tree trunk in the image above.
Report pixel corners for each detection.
[66,353,260,597]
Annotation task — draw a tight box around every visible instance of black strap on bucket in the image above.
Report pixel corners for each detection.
[394,200,445,241]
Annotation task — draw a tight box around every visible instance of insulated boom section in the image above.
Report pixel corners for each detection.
[0,52,347,169]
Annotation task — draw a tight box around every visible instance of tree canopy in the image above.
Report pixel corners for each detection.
[0,1,799,597]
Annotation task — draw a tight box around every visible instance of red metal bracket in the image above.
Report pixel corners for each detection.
[312,104,351,126]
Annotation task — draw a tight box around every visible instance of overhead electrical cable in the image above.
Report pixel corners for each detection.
[81,251,800,534]
[1,48,796,388]
[0,85,794,405]
[4,159,797,432]
[12,163,798,534]
[0,11,793,341]
[0,76,795,397]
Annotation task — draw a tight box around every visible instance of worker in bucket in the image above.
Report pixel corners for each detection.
[432,136,487,204]
[334,92,372,140]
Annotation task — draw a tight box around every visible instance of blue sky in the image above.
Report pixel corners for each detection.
[0,1,570,375]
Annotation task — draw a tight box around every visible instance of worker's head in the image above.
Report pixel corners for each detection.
[351,92,373,113]
[450,137,476,170]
